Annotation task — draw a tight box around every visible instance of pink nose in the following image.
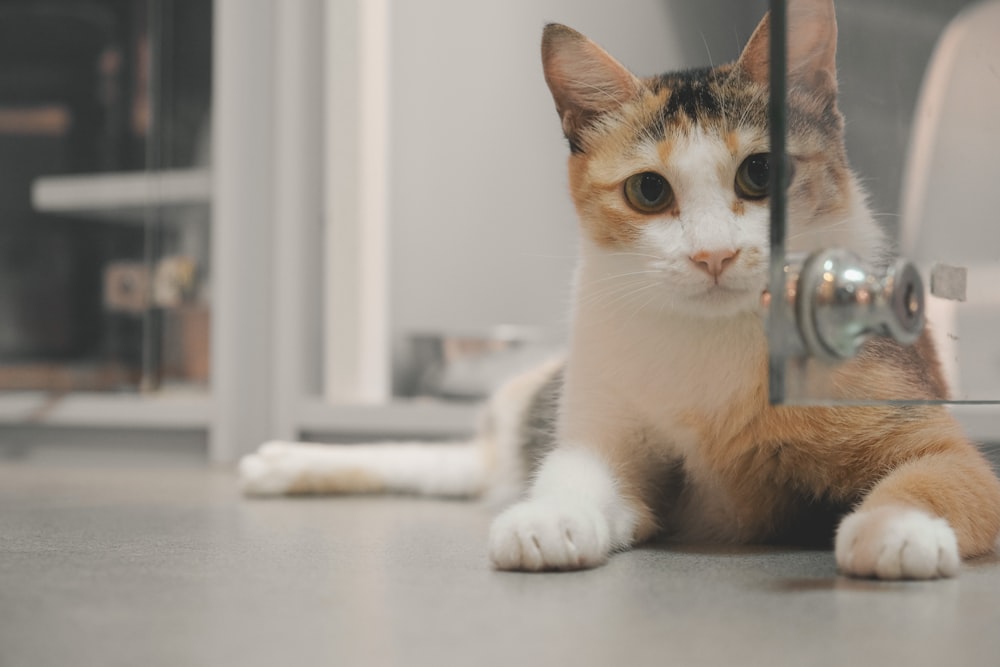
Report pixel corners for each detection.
[690,249,740,278]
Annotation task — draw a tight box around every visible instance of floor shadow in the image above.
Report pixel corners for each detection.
[653,541,830,555]
[965,552,1000,568]
[630,541,969,592]
[766,577,912,593]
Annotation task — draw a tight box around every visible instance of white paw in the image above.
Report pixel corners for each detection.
[835,506,960,580]
[488,499,612,571]
[238,442,297,496]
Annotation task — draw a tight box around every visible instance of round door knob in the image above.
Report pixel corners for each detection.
[783,248,925,363]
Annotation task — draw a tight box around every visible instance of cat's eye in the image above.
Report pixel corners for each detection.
[735,153,771,199]
[623,172,674,214]
[735,153,795,200]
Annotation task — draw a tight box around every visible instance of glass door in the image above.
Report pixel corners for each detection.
[0,0,211,399]
[767,0,1000,406]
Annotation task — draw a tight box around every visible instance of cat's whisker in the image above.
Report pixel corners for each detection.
[582,270,663,287]
[517,253,582,260]
[578,276,667,314]
[701,32,714,68]
[615,280,661,304]
[785,219,852,242]
[553,75,628,105]
[576,277,643,303]
[578,279,658,310]
[734,85,767,130]
[604,250,665,260]
[613,255,664,262]
[620,283,664,329]
[578,276,668,310]
[597,279,667,320]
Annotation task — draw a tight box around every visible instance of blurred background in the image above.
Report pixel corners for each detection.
[0,0,996,463]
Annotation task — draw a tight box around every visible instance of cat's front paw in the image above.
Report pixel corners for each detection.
[488,499,612,571]
[835,506,960,580]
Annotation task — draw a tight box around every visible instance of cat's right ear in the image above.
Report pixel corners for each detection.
[542,24,643,153]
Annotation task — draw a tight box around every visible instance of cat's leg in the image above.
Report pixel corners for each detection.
[488,444,659,571]
[239,440,489,497]
[488,447,633,571]
[835,447,1000,580]
[239,359,562,499]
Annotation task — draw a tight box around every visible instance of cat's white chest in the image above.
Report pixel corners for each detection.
[566,304,765,455]
[637,316,760,416]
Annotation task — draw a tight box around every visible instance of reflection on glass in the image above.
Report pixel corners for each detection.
[0,0,211,395]
[769,0,1000,405]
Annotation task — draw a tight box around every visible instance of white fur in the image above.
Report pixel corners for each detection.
[488,447,637,570]
[240,440,489,497]
[629,129,772,318]
[835,506,961,579]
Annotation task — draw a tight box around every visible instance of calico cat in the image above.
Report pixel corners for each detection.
[240,0,1000,580]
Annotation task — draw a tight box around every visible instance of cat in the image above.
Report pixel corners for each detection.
[239,0,1000,580]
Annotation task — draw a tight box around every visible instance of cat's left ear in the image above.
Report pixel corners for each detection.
[738,0,838,97]
[542,24,643,152]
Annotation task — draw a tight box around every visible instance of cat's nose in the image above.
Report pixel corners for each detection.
[690,249,740,278]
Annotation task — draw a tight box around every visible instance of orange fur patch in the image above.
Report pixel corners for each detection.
[589,330,1000,554]
[725,130,741,156]
[657,140,673,165]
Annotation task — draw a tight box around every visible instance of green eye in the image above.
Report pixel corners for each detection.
[624,172,674,213]
[735,153,771,199]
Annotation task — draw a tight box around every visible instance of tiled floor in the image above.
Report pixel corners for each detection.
[2,452,1000,667]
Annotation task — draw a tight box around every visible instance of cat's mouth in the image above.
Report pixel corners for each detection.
[697,283,759,302]
[684,282,769,315]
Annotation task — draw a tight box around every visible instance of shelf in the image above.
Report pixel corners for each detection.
[297,398,480,440]
[31,168,211,222]
[0,392,214,430]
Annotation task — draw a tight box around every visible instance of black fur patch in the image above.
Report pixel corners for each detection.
[519,367,563,476]
[657,67,725,121]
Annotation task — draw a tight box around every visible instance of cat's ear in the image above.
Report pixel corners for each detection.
[738,0,838,97]
[542,24,643,152]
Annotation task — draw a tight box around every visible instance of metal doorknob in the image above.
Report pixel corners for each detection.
[775,248,925,363]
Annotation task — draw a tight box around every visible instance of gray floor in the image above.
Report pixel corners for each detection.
[3,450,1000,667]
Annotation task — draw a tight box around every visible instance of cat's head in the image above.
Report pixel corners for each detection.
[544,0,883,319]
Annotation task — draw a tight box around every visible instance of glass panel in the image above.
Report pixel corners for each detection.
[0,0,211,397]
[768,0,1000,405]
